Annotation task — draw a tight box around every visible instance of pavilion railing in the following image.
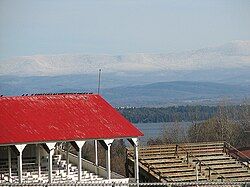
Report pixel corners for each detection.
[0,181,249,187]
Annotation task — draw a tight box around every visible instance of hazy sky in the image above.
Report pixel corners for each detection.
[0,0,250,60]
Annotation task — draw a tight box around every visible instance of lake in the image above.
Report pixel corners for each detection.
[134,122,193,145]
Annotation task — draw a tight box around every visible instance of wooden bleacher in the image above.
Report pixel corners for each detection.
[126,141,250,182]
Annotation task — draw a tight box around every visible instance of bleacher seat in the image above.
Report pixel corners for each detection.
[0,154,104,184]
[127,141,250,182]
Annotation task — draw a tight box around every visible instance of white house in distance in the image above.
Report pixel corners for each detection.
[0,93,143,184]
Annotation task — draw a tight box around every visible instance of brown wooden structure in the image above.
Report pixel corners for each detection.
[126,141,250,182]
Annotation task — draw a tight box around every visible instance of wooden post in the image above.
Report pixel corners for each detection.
[195,162,199,182]
[175,144,178,157]
[208,167,211,180]
[158,171,161,181]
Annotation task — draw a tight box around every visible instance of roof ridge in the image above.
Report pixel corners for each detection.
[32,92,93,96]
[0,92,94,98]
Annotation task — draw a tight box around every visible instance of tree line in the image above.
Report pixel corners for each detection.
[118,105,218,123]
[146,101,250,148]
[117,104,249,124]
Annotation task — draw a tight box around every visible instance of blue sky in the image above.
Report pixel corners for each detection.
[0,0,250,60]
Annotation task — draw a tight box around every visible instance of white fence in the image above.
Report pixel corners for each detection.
[0,181,249,187]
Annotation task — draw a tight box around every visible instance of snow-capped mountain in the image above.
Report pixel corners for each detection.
[1,41,250,105]
[0,40,250,76]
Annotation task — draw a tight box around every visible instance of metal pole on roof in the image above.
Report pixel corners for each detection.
[97,69,101,94]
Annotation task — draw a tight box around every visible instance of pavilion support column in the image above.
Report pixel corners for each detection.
[36,144,41,178]
[44,143,56,183]
[74,141,86,182]
[78,147,82,181]
[106,143,111,180]
[8,146,11,182]
[99,139,114,180]
[94,140,98,174]
[66,142,70,175]
[128,138,139,183]
[48,150,53,182]
[17,153,23,183]
[15,144,27,183]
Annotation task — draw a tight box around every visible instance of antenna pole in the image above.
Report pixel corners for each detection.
[97,69,101,94]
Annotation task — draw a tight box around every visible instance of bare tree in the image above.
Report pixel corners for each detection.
[161,122,188,144]
[188,99,248,148]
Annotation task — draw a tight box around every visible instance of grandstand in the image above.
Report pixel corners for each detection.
[0,93,143,184]
[0,153,101,183]
[126,141,250,182]
[0,148,128,184]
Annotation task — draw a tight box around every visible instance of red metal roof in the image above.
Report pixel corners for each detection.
[0,94,143,145]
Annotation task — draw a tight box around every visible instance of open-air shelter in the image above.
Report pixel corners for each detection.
[0,93,143,183]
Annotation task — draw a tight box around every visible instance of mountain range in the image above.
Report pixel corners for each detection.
[1,40,250,76]
[102,81,250,106]
[0,40,250,106]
